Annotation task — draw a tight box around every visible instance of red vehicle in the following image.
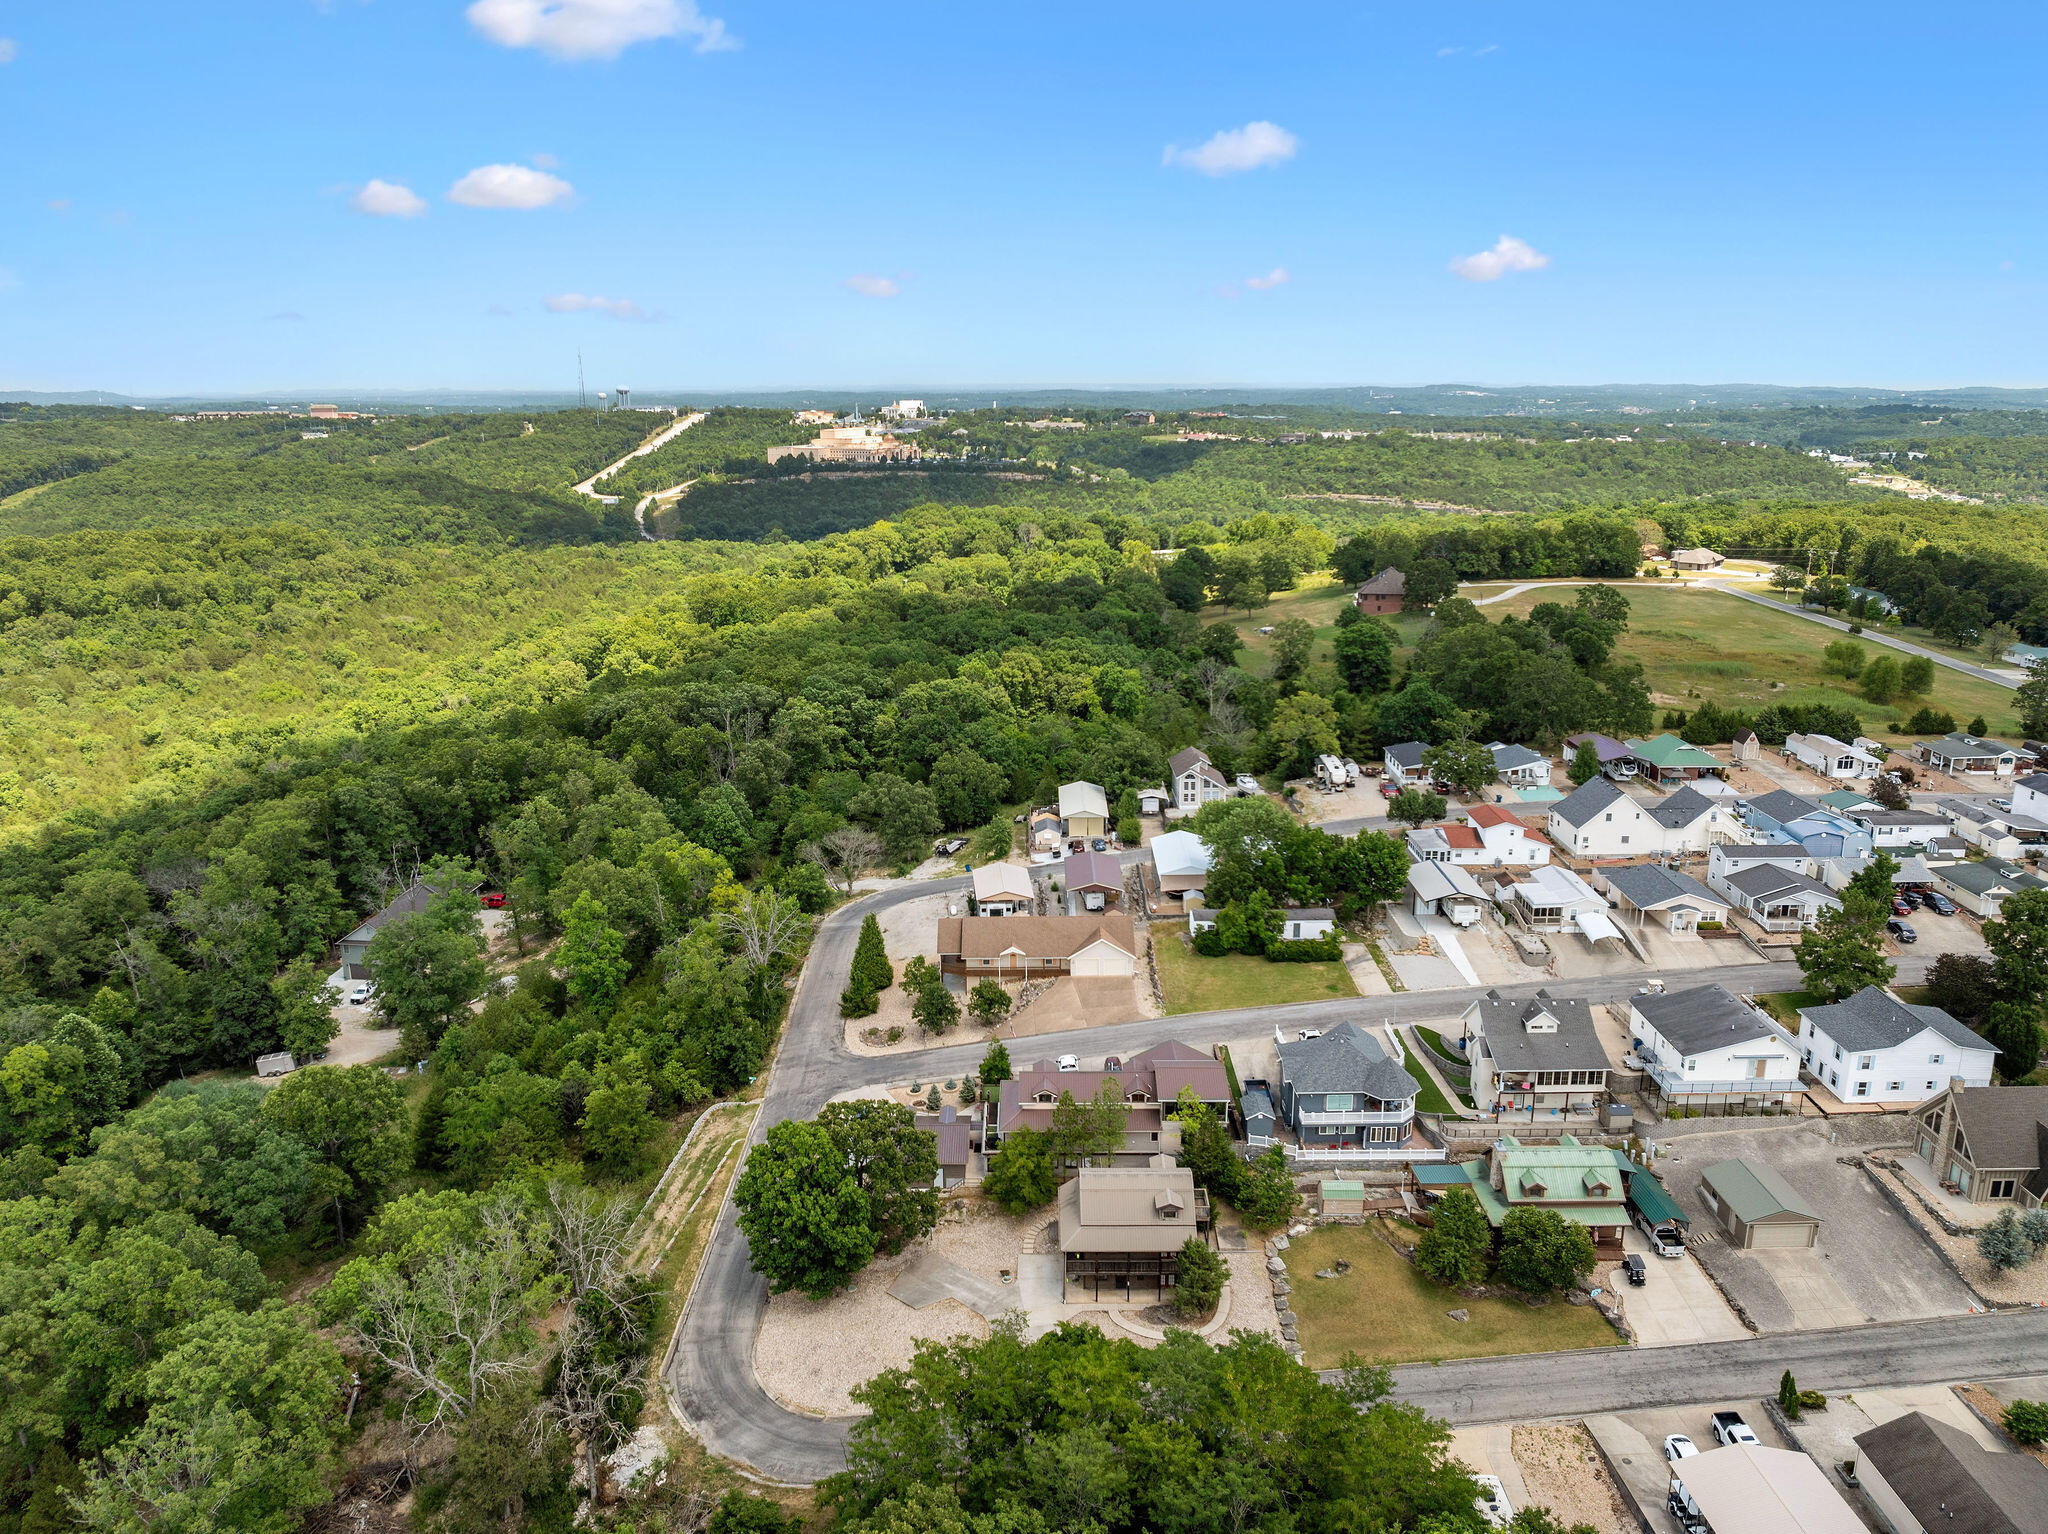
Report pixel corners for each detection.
[1380,782,1399,799]
[481,891,507,909]
[1892,898,1911,917]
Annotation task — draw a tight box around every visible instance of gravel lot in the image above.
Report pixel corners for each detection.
[1653,1117,1977,1329]
[1511,1423,1634,1534]
[1871,1158,2048,1306]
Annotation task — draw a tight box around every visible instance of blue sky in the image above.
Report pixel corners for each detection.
[4,1,2047,393]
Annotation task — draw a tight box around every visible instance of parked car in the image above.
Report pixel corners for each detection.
[1892,897,1913,917]
[1056,1054,1080,1072]
[1634,1210,1685,1257]
[1235,774,1261,794]
[1887,918,1918,944]
[1090,837,1109,852]
[1256,625,1276,636]
[1711,1411,1759,1447]
[1926,892,1957,915]
[935,837,968,855]
[347,983,374,1006]
[1662,1434,1698,1462]
[1471,1475,1512,1529]
[1898,889,1922,910]
[1379,782,1399,799]
[1622,1254,1647,1286]
[480,890,507,909]
[1297,1028,1323,1041]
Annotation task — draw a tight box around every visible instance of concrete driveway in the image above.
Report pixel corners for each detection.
[1612,1228,1749,1347]
[1653,1119,1979,1331]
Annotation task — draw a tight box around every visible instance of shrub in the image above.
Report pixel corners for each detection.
[1977,1208,2037,1271]
[1116,815,1140,845]
[1779,1369,1802,1420]
[1265,935,1344,963]
[1173,1237,1228,1318]
[1798,1390,1828,1412]
[840,985,879,1018]
[2005,1399,2048,1446]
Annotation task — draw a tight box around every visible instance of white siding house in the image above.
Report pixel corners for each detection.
[1786,732,1883,780]
[1546,776,1653,858]
[1795,986,1995,1106]
[1630,984,1803,1109]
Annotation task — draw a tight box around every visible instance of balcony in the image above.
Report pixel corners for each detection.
[1296,1107,1414,1127]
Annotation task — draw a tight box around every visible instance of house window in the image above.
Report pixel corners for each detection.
[1991,1178,2018,1200]
[1888,1081,1903,1092]
[1930,1053,1944,1064]
[1621,836,1630,845]
[1833,1044,1843,1061]
[1857,1055,1875,1071]
[1324,1094,1354,1112]
[1854,1082,1870,1098]
[1829,1070,1839,1086]
[1926,1081,1937,1090]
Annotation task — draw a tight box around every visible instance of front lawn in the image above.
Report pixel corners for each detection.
[1154,935,1357,1014]
[1284,1223,1621,1369]
[1751,990,1820,1030]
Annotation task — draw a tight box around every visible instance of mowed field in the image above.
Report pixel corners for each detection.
[1472,583,2019,743]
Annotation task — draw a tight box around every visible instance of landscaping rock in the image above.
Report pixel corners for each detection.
[1446,1308,1469,1323]
[1288,1223,1311,1238]
[1334,1258,1351,1274]
[1270,1279,1291,1296]
[1314,1268,1339,1279]
[1280,1323,1298,1342]
[1273,1236,1289,1251]
[1266,1257,1287,1275]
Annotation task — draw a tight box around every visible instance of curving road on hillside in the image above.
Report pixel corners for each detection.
[1702,581,2023,690]
[663,849,1960,1483]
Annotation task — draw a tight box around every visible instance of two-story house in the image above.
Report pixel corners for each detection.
[1168,746,1228,812]
[1912,1084,2048,1207]
[1416,1136,1637,1256]
[1461,987,1611,1116]
[1547,775,1652,857]
[1643,783,1728,854]
[2013,771,2048,822]
[1742,790,1874,859]
[1489,742,1552,788]
[1274,1022,1421,1149]
[1406,804,1551,867]
[1383,741,1431,790]
[1629,983,1803,1111]
[1795,986,1994,1105]
[1057,780,1110,848]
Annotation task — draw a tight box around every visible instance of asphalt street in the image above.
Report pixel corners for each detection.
[1707,582,2021,689]
[663,862,1956,1483]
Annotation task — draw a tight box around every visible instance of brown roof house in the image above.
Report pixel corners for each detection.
[1854,1410,2048,1534]
[935,913,1136,979]
[916,1104,976,1189]
[990,1041,1229,1161]
[1058,1156,1211,1304]
[1912,1083,2048,1207]
[1062,850,1123,913]
[1353,566,1407,616]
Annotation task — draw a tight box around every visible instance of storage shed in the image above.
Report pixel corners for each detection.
[1698,1158,1821,1249]
[1319,1179,1367,1216]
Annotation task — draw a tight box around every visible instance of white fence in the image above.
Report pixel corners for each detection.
[1282,1145,1447,1165]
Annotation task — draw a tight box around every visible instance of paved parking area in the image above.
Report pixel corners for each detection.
[1652,1118,1978,1331]
[1610,1228,1749,1347]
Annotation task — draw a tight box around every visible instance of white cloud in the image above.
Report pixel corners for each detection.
[1163,120,1297,177]
[448,163,575,209]
[467,0,735,60]
[843,273,900,298]
[1450,234,1550,282]
[0,39,17,64]
[544,292,653,321]
[1243,266,1290,291]
[1437,46,1461,57]
[352,179,428,218]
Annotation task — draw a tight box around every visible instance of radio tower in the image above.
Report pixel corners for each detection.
[577,350,587,410]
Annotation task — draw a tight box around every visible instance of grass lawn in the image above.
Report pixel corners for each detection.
[1751,990,1820,1030]
[1411,1025,1476,1109]
[1232,575,1435,683]
[1477,584,2020,745]
[1285,1223,1621,1368]
[1154,934,1357,1014]
[1398,1038,1462,1115]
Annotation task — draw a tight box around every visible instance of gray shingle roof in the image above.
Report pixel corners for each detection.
[1604,864,1724,912]
[1948,1085,2048,1176]
[1278,1021,1419,1101]
[1385,741,1428,770]
[1633,984,1781,1054]
[1854,1411,2048,1534]
[1745,789,1825,825]
[2019,772,2048,795]
[1798,985,1986,1055]
[1645,784,1716,829]
[1725,863,1838,903]
[1926,732,2014,761]
[1550,774,1626,829]
[1490,742,1544,770]
[1941,862,2022,897]
[1471,989,1607,1075]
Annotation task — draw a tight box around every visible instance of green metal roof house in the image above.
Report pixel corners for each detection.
[1625,733,1729,784]
[1414,1135,1635,1253]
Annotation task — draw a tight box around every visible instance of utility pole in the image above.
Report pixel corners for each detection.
[577,350,586,411]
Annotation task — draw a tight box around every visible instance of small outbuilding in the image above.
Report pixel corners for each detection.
[1698,1158,1821,1249]
[1319,1179,1367,1216]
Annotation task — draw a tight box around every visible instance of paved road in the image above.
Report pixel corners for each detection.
[664,855,1947,1482]
[1381,1311,2048,1425]
[1705,582,2021,690]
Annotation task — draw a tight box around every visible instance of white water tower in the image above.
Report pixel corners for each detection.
[596,391,607,411]
[615,386,631,411]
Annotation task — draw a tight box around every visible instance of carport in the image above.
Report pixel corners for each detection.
[1699,1158,1821,1249]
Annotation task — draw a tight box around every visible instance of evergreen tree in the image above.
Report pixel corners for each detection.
[851,913,893,993]
[1173,1237,1227,1318]
[1779,1369,1802,1420]
[1233,1146,1300,1229]
[1979,1208,2038,1272]
[979,1039,1013,1085]
[1568,741,1602,785]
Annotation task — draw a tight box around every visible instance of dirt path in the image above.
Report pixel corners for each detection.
[633,1101,757,1273]
[572,410,708,510]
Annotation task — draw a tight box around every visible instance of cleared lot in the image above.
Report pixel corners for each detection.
[1653,1117,1977,1331]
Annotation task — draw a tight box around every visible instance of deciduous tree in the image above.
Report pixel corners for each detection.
[1495,1207,1595,1294]
[734,1119,876,1299]
[1415,1185,1492,1286]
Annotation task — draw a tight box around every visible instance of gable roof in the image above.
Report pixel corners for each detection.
[1063,850,1122,890]
[1627,733,1724,770]
[1408,860,1486,903]
[342,878,473,946]
[1604,863,1725,912]
[1277,1021,1419,1101]
[936,913,1135,961]
[1489,742,1545,770]
[1726,863,1839,904]
[1149,829,1212,878]
[1746,788,1827,825]
[1058,780,1109,819]
[1550,774,1629,828]
[1168,746,1224,782]
[1701,1158,1820,1223]
[972,863,1036,902]
[1715,841,1811,861]
[1798,986,1987,1055]
[1058,1162,1200,1253]
[2019,772,2048,795]
[1564,732,1632,763]
[1384,741,1429,770]
[1356,567,1406,596]
[1947,1085,2048,1174]
[1925,732,2015,760]
[1634,984,1782,1055]
[1467,803,1535,831]
[1941,861,2027,897]
[1646,784,1718,829]
[1470,989,1606,1075]
[1854,1412,2048,1534]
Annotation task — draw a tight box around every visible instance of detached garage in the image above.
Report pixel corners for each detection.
[1699,1158,1822,1249]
